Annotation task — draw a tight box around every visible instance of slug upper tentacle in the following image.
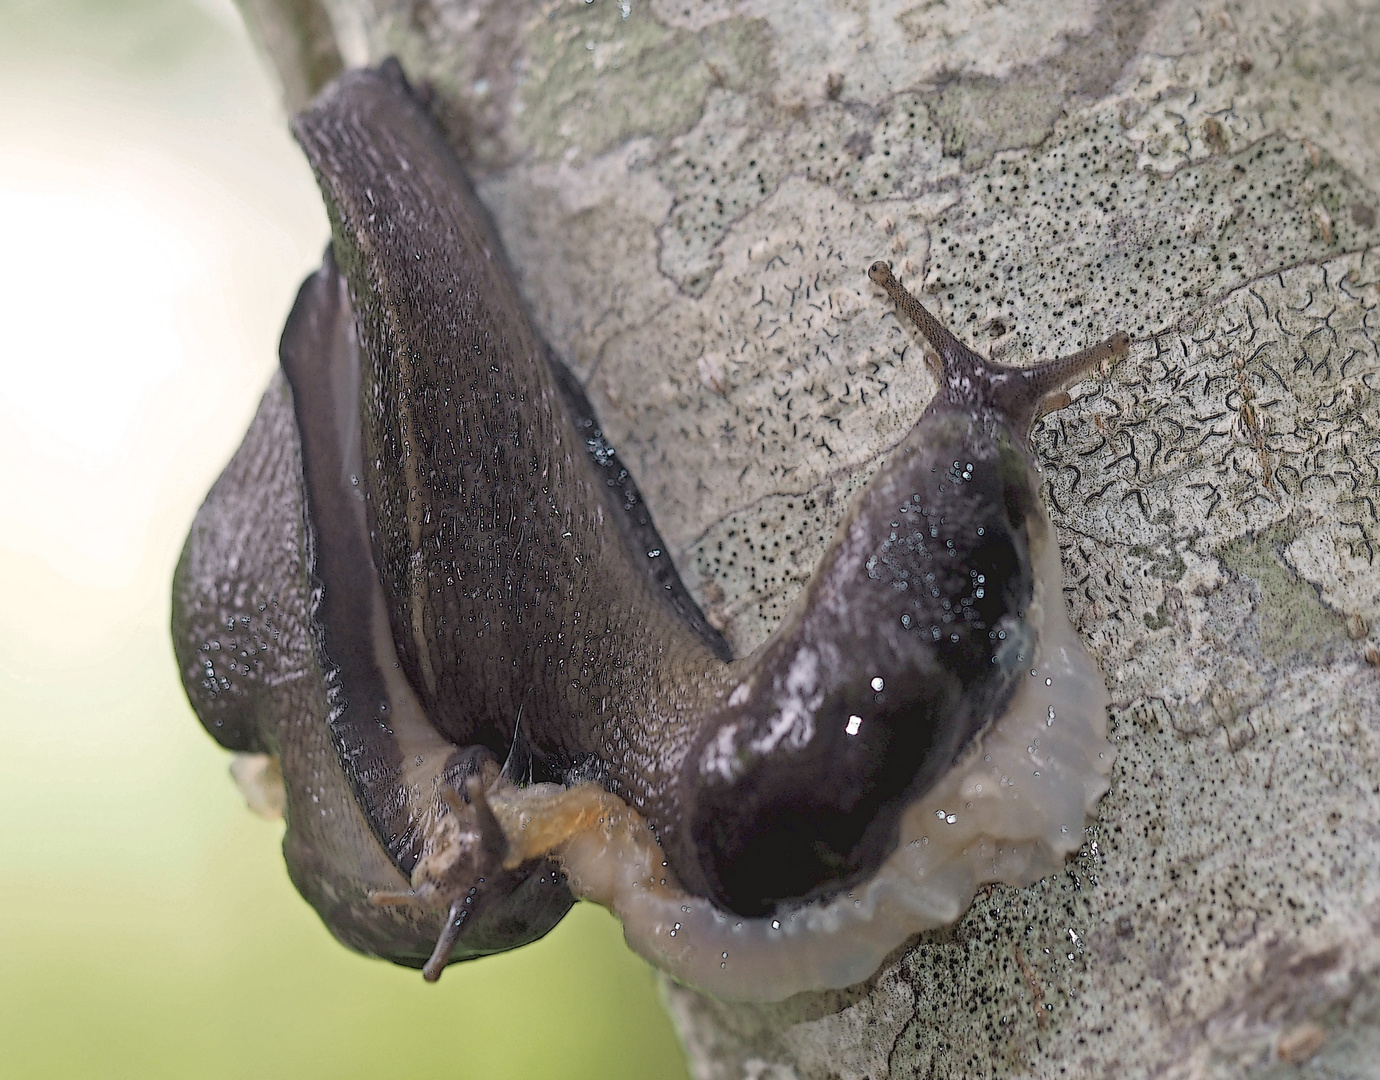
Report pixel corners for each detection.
[173,60,1119,1002]
[867,260,1129,430]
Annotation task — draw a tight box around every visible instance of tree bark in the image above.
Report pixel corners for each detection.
[234,0,1380,1075]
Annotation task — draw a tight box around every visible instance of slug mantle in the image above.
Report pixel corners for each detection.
[172,61,1122,1002]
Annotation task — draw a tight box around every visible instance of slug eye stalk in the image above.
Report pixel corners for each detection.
[867,260,1130,434]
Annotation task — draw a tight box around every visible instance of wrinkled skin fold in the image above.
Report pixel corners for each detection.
[172,61,1125,991]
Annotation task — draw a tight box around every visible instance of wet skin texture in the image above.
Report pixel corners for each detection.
[172,62,1129,976]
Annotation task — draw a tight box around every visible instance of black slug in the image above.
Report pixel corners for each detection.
[172,61,1123,1001]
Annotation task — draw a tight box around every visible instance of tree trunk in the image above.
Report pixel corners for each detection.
[234,0,1380,1075]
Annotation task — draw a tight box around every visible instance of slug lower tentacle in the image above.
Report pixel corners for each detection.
[173,60,1121,1001]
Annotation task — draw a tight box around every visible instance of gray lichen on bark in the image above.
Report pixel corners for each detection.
[233,0,1380,1075]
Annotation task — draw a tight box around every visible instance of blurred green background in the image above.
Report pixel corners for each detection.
[0,1,690,1076]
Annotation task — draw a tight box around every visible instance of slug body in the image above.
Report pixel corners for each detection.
[173,63,1123,1001]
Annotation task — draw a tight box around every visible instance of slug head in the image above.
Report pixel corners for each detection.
[867,261,1130,439]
